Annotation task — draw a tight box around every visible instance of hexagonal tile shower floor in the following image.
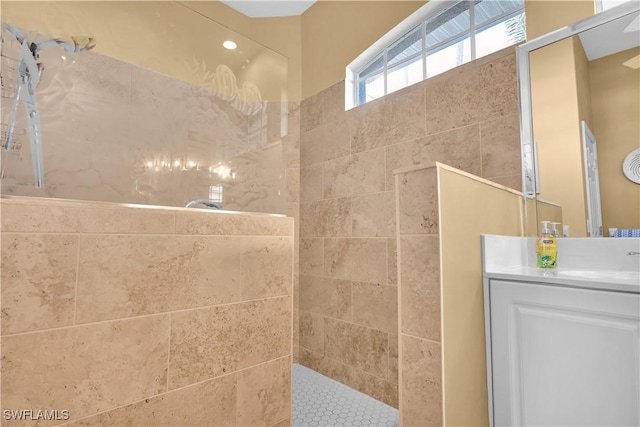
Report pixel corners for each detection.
[293,363,399,427]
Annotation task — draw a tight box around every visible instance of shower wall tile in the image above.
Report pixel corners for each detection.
[300,237,324,276]
[1,234,78,335]
[76,235,244,323]
[270,418,292,427]
[300,119,350,167]
[286,168,300,203]
[387,237,398,285]
[351,87,426,154]
[298,347,354,387]
[175,211,294,236]
[401,335,443,426]
[323,238,387,283]
[298,275,352,321]
[240,236,293,300]
[480,113,522,179]
[299,310,325,354]
[490,174,523,192]
[352,282,398,335]
[237,357,291,427]
[350,368,399,409]
[300,198,351,237]
[322,148,386,199]
[384,124,482,191]
[169,297,291,389]
[68,374,237,427]
[298,46,519,407]
[324,317,389,379]
[399,235,441,341]
[396,167,439,235]
[0,201,176,234]
[300,164,323,202]
[169,304,238,389]
[425,52,518,135]
[350,191,396,237]
[2,315,170,425]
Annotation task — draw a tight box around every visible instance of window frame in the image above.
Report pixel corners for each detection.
[346,0,526,109]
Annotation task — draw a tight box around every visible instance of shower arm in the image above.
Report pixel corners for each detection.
[2,24,96,189]
[3,24,44,188]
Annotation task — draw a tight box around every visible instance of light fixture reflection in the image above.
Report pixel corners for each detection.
[223,40,237,50]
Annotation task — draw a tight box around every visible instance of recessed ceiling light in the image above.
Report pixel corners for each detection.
[223,40,237,50]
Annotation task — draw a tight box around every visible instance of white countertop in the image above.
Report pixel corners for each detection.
[484,266,640,294]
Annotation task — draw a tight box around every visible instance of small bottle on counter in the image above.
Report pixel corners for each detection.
[536,221,557,269]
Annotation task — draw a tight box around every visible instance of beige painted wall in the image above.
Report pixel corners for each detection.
[300,0,425,99]
[590,47,640,232]
[438,167,523,426]
[525,0,594,40]
[1,1,300,101]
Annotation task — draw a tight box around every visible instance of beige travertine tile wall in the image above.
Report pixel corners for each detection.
[0,197,293,427]
[395,163,524,426]
[298,46,522,408]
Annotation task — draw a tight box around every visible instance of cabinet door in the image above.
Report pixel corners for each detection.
[489,280,640,426]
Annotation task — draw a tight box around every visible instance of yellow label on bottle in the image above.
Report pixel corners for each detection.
[536,236,557,268]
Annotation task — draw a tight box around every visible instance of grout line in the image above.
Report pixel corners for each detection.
[297,308,393,339]
[400,331,441,345]
[300,345,393,385]
[166,314,172,393]
[0,231,294,238]
[73,235,81,325]
[1,294,292,339]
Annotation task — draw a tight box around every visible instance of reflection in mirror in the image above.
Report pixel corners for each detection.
[520,2,639,237]
[0,1,289,214]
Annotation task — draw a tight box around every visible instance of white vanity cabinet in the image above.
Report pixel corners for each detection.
[484,278,640,427]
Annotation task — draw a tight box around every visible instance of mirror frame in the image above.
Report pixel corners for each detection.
[517,1,640,235]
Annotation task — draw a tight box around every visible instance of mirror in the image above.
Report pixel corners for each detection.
[518,1,640,237]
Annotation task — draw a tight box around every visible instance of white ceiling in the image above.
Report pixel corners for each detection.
[579,10,640,60]
[220,0,316,17]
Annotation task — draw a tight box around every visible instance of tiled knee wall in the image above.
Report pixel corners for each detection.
[0,198,293,426]
[297,46,521,407]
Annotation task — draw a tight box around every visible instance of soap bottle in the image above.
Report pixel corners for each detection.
[536,221,557,269]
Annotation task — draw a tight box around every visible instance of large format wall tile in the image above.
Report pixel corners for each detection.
[401,335,443,426]
[480,113,522,179]
[396,167,439,235]
[2,315,170,425]
[240,236,293,300]
[352,282,398,334]
[385,125,481,190]
[324,318,389,379]
[76,235,244,323]
[298,275,352,321]
[175,211,294,236]
[350,368,399,409]
[169,297,291,389]
[299,310,325,354]
[300,198,351,237]
[300,164,323,202]
[426,53,518,135]
[0,202,175,234]
[351,87,426,153]
[399,235,441,341]
[68,374,237,427]
[322,149,386,199]
[237,357,291,426]
[323,238,387,283]
[300,119,350,167]
[300,237,323,276]
[298,347,354,387]
[350,191,396,237]
[1,234,78,335]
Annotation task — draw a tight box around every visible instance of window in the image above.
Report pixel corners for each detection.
[209,184,223,204]
[347,0,526,108]
[597,0,635,12]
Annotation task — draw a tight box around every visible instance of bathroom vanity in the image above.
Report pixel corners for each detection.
[482,235,640,427]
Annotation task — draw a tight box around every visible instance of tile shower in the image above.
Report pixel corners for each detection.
[297,46,523,408]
